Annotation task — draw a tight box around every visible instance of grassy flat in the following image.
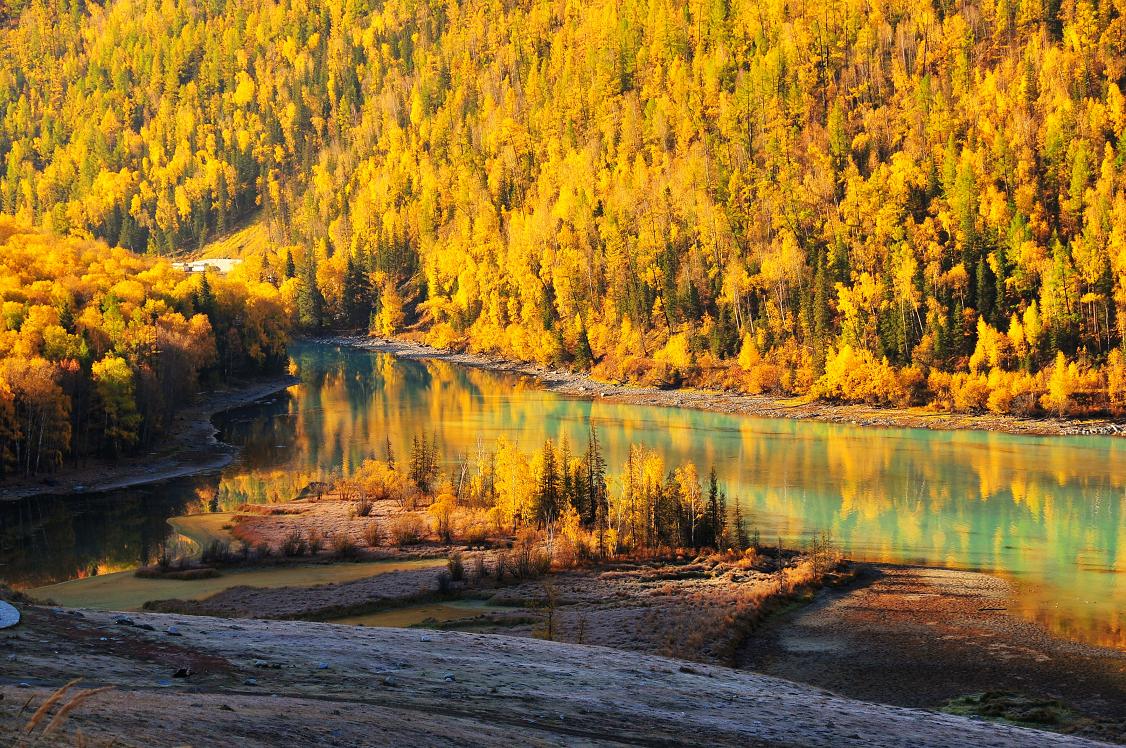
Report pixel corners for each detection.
[168,512,241,551]
[30,558,444,612]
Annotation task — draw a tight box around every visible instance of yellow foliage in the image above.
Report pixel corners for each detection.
[812,346,907,406]
[654,333,693,369]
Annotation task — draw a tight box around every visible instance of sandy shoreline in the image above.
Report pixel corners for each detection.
[327,334,1126,437]
[0,374,298,503]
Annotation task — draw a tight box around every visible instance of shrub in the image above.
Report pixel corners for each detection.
[533,582,559,641]
[447,551,465,582]
[437,571,452,593]
[461,518,489,547]
[509,529,551,579]
[429,493,457,543]
[733,548,759,570]
[332,533,359,558]
[281,529,308,557]
[201,540,233,565]
[951,373,990,412]
[389,513,428,545]
[354,496,374,517]
[135,566,220,580]
[812,345,906,406]
[494,550,509,581]
[350,459,418,507]
[363,520,381,547]
[473,553,488,580]
[306,529,324,555]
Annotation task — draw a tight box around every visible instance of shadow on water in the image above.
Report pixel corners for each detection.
[0,476,217,588]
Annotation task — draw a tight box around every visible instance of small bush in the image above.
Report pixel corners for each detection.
[473,553,488,580]
[354,496,374,517]
[494,550,509,581]
[307,529,324,555]
[201,540,233,565]
[332,533,360,558]
[437,571,452,593]
[255,542,272,558]
[364,520,381,547]
[533,582,559,641]
[135,566,220,580]
[510,529,551,579]
[281,529,308,557]
[447,551,465,582]
[462,521,489,547]
[389,513,428,545]
[429,494,456,543]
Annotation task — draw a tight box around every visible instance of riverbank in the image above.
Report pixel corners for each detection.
[0,588,1113,747]
[329,334,1126,437]
[0,374,298,503]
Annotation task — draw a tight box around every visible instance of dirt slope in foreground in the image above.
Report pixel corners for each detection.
[0,604,1113,747]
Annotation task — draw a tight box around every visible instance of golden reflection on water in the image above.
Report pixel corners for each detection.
[214,343,1126,649]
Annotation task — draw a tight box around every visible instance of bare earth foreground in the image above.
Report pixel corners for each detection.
[0,601,1113,748]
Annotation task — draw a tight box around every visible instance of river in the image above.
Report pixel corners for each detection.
[1,340,1122,648]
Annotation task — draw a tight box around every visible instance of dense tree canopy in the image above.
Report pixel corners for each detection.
[0,218,289,476]
[3,0,1126,415]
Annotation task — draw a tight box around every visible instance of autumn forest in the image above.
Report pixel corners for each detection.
[2,0,1126,476]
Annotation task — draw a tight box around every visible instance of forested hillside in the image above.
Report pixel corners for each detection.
[3,0,1126,415]
[0,218,288,476]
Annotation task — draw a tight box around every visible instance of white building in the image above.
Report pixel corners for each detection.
[172,258,243,274]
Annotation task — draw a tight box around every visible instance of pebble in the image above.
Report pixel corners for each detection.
[442,673,456,682]
[114,616,135,626]
[166,626,182,636]
[136,623,156,631]
[316,662,329,670]
[382,676,398,687]
[244,678,258,686]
